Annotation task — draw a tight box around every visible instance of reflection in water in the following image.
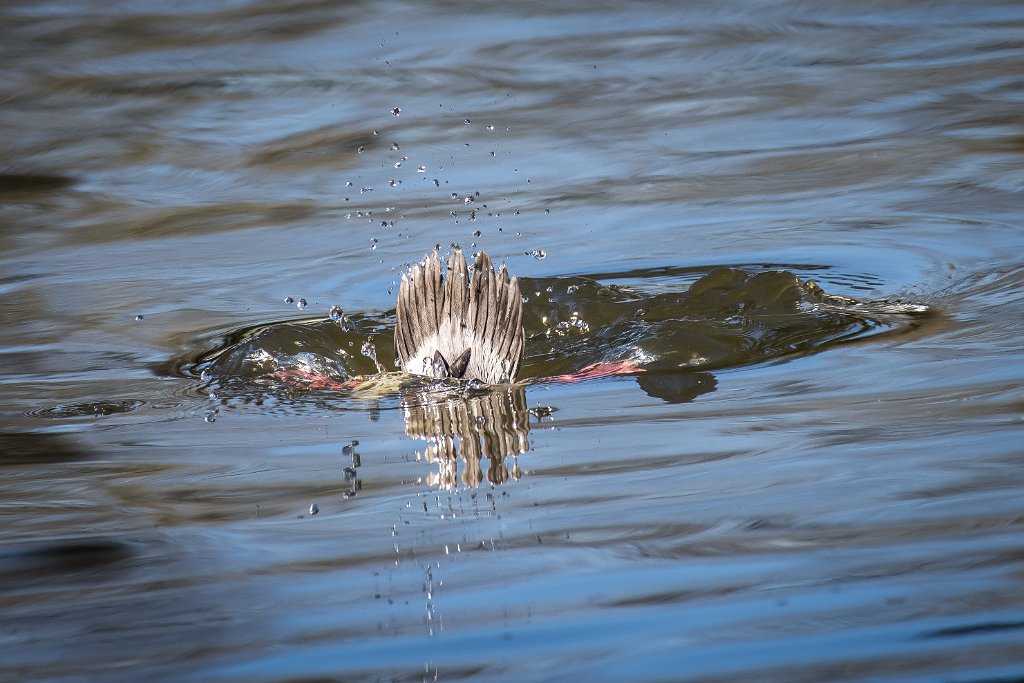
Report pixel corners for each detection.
[402,384,530,489]
[635,371,717,404]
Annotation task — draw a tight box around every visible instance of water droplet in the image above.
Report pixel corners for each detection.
[486,125,494,131]
[530,249,546,260]
[284,296,294,304]
[473,230,481,237]
[464,118,471,125]
[297,298,307,309]
[389,179,401,187]
[451,192,458,200]
[346,181,353,186]
[529,405,557,419]
[357,146,364,153]
[390,142,400,151]
[544,209,550,214]
[134,314,144,321]
[417,165,425,173]
[433,179,440,187]
[360,186,373,194]
[463,196,474,204]
[394,161,402,169]
[200,369,212,381]
[370,238,378,250]
[490,151,495,157]
[469,210,476,220]
[309,503,320,515]
[330,305,344,321]
[392,107,401,116]
[567,284,579,294]
[361,340,384,372]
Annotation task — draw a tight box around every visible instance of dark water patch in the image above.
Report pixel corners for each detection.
[7,4,356,58]
[920,620,1024,640]
[182,314,388,382]
[248,127,379,168]
[46,71,367,100]
[68,202,322,243]
[0,432,93,465]
[636,372,718,404]
[523,265,931,378]
[0,173,74,197]
[0,539,135,587]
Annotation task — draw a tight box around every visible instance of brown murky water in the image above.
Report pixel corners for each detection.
[2,1,1023,681]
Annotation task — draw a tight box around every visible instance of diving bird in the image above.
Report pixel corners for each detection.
[395,250,524,384]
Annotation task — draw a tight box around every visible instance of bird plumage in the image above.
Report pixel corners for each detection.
[395,250,524,384]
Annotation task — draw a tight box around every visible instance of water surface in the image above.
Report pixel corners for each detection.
[2,1,1024,681]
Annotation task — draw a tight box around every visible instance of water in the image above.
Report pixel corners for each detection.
[2,1,1024,681]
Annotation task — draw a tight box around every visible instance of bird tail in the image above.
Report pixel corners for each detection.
[395,250,524,384]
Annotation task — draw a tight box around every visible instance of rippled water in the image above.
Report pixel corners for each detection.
[2,1,1024,681]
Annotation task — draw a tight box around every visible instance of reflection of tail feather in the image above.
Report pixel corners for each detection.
[403,385,530,489]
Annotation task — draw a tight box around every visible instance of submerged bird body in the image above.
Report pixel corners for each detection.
[395,250,525,384]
